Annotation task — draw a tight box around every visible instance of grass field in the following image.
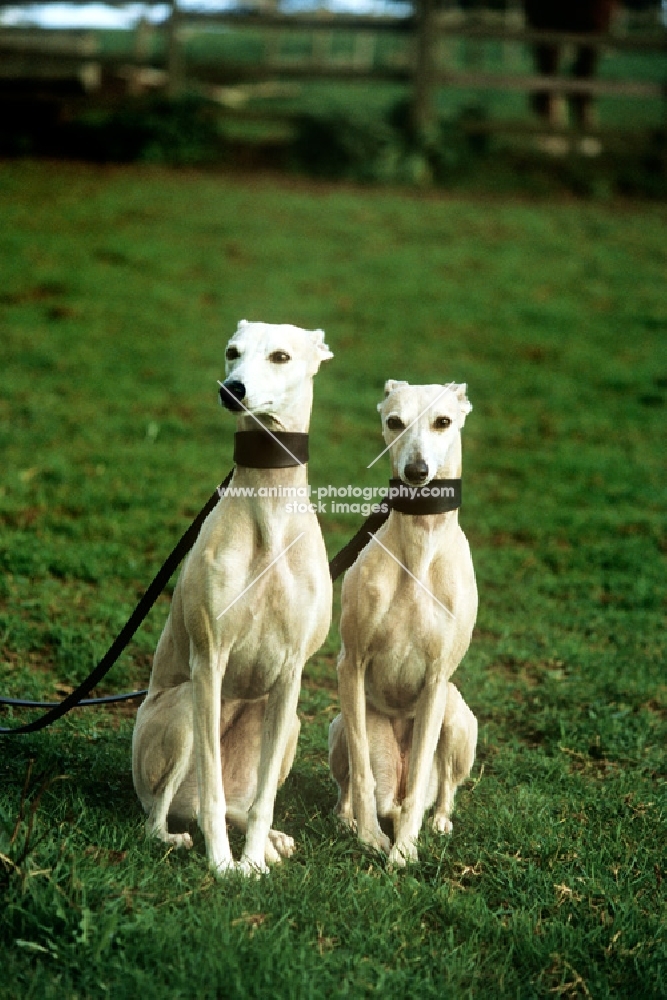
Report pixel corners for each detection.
[0,161,666,998]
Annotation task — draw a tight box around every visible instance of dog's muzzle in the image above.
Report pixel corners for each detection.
[219,380,246,412]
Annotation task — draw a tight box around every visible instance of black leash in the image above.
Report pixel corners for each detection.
[0,475,391,736]
[0,492,389,734]
[0,471,233,736]
[328,507,390,582]
[0,462,462,735]
[1,691,151,709]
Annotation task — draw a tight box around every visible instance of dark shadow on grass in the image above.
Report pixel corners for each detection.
[0,726,139,823]
[0,725,346,866]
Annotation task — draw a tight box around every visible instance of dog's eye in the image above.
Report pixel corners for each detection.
[269,350,291,364]
[225,346,240,361]
[386,416,405,431]
[434,416,452,429]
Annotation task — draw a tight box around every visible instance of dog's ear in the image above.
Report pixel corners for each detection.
[310,328,334,363]
[378,379,408,412]
[236,319,248,330]
[383,379,408,398]
[454,383,472,427]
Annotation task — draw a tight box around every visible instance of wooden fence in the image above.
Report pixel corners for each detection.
[1,5,665,140]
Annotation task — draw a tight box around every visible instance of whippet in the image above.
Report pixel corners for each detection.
[132,320,333,874]
[329,380,478,866]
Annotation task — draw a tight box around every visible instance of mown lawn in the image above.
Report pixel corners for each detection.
[0,161,665,998]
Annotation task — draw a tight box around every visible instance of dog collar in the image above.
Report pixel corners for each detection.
[233,430,309,468]
[388,478,461,514]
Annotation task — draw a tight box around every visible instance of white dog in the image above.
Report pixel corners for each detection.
[132,321,333,875]
[329,380,478,866]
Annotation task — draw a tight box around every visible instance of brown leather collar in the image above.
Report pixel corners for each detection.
[233,430,309,468]
[388,479,461,514]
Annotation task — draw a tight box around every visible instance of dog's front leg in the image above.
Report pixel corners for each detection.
[240,669,301,876]
[191,647,234,874]
[338,653,391,855]
[390,674,449,867]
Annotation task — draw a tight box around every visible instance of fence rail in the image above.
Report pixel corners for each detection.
[0,10,665,137]
[176,10,667,51]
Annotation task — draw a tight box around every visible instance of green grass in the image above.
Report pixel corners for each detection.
[0,161,666,998]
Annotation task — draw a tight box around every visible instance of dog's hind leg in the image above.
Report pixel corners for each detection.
[268,710,300,861]
[328,713,355,829]
[330,709,407,843]
[146,736,195,849]
[431,683,477,835]
[132,684,196,849]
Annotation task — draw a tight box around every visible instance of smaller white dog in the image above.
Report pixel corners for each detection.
[329,380,478,866]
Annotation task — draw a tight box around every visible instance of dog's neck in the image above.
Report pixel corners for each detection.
[234,430,309,470]
[224,437,309,554]
[229,412,311,495]
[387,440,463,564]
[386,504,460,582]
[230,464,308,494]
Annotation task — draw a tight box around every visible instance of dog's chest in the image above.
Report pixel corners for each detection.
[364,637,433,715]
[220,618,305,700]
[222,658,279,701]
[359,570,467,715]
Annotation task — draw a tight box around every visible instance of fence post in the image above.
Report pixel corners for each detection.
[167,0,184,98]
[412,0,437,137]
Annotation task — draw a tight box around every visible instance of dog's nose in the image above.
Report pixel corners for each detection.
[404,460,429,485]
[219,380,246,412]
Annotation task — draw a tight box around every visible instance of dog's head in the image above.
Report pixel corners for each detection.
[219,320,333,425]
[377,380,472,485]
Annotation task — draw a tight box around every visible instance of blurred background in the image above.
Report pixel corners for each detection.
[1,0,665,194]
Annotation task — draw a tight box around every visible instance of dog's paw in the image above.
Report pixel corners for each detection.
[209,854,236,877]
[264,838,281,866]
[268,829,295,860]
[359,827,392,856]
[431,814,453,835]
[334,808,357,833]
[146,821,193,850]
[168,831,194,850]
[388,839,418,868]
[238,854,270,878]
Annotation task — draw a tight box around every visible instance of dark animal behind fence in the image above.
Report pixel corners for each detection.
[523,0,617,128]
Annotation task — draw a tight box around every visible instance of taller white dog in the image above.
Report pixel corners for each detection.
[132,321,333,875]
[329,380,478,866]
